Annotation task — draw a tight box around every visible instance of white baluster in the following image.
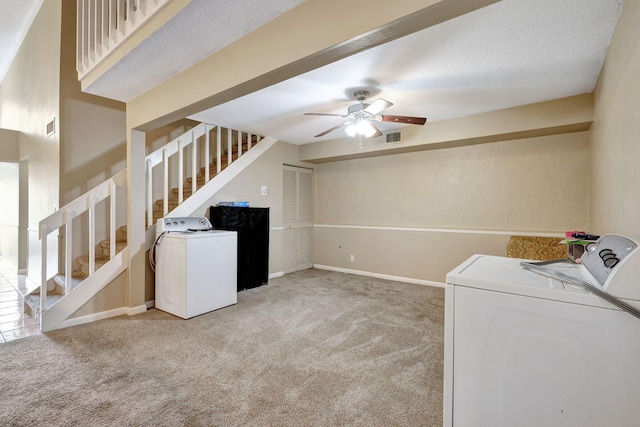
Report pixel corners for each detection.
[110,180,117,258]
[88,198,95,275]
[227,128,232,166]
[40,224,48,318]
[178,139,184,205]
[217,126,222,174]
[163,147,169,217]
[146,158,153,229]
[191,131,197,196]
[117,0,125,36]
[204,126,210,183]
[65,211,73,293]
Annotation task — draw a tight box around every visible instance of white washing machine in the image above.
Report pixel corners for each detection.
[444,234,640,427]
[155,217,237,319]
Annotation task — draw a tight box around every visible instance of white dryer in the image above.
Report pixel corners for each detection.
[155,217,237,319]
[444,234,640,427]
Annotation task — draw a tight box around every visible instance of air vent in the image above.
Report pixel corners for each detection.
[46,118,55,136]
[385,131,402,144]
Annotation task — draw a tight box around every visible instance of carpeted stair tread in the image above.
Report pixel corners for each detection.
[99,240,127,256]
[53,274,86,290]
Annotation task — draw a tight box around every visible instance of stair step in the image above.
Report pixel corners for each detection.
[154,199,179,210]
[77,255,110,276]
[99,240,127,257]
[116,225,127,242]
[185,176,206,185]
[53,273,86,292]
[24,291,64,322]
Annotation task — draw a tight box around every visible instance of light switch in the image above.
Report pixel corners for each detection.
[261,186,268,196]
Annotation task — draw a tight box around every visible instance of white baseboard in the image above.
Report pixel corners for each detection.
[57,307,130,330]
[128,304,148,316]
[268,271,284,280]
[55,304,148,330]
[313,264,445,288]
[145,300,155,309]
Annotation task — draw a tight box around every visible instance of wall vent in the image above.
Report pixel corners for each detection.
[46,118,56,136]
[385,131,402,144]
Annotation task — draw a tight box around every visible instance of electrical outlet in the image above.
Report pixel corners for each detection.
[350,255,355,262]
[261,186,268,196]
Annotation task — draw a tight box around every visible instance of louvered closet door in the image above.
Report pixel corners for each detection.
[283,165,313,273]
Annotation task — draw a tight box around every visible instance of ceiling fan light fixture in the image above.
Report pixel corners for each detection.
[304,89,426,139]
[346,120,376,138]
[358,120,376,138]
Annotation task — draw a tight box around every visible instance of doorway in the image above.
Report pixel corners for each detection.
[282,165,313,273]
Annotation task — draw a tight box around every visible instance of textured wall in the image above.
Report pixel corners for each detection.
[314,132,588,282]
[316,132,588,230]
[590,0,640,239]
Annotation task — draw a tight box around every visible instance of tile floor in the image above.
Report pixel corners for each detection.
[0,261,40,343]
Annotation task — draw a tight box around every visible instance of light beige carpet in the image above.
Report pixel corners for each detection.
[0,269,444,426]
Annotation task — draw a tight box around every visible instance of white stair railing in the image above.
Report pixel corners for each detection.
[37,122,263,329]
[39,169,127,314]
[145,123,262,229]
[77,0,172,80]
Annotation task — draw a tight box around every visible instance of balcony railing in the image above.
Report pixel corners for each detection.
[77,0,171,79]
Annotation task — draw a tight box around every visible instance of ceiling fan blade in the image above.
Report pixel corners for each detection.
[380,115,427,125]
[304,112,346,117]
[364,98,393,115]
[369,122,383,138]
[314,122,351,137]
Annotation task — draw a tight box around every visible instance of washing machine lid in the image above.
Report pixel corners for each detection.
[446,254,617,308]
[162,229,237,239]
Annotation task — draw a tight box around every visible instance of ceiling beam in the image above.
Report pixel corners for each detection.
[128,0,500,131]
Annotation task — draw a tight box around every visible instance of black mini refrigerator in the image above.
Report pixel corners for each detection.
[209,206,269,291]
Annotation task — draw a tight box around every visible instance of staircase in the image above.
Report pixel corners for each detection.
[24,226,128,322]
[31,122,275,331]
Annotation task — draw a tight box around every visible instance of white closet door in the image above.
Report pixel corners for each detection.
[283,166,313,273]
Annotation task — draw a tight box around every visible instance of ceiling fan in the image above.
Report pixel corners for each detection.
[304,89,427,138]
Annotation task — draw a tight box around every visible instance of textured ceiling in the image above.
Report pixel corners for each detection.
[0,0,43,83]
[1,0,624,147]
[83,0,306,102]
[189,0,624,145]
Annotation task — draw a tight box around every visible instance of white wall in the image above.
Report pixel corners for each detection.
[0,0,62,281]
[0,162,20,267]
[0,129,20,268]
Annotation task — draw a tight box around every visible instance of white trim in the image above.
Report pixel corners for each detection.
[145,300,155,309]
[270,226,285,231]
[128,304,148,316]
[313,264,445,288]
[55,304,149,330]
[313,224,564,238]
[56,307,129,329]
[269,271,284,280]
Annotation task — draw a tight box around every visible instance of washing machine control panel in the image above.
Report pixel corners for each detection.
[157,217,212,233]
[582,234,640,295]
